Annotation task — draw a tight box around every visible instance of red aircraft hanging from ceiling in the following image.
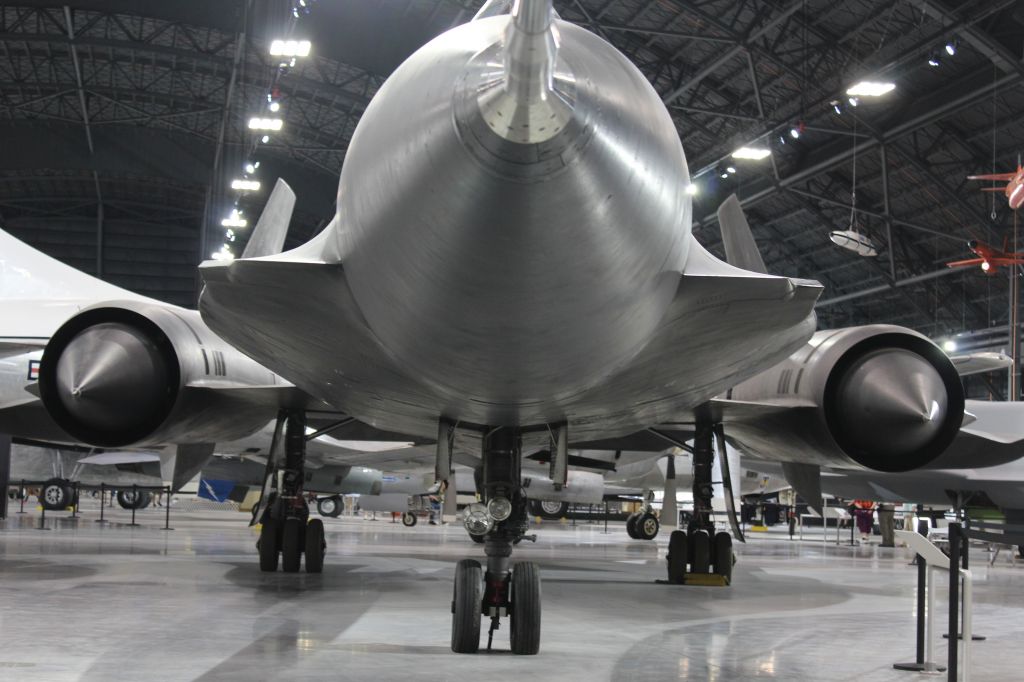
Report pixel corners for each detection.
[967,164,1024,210]
[946,238,1024,274]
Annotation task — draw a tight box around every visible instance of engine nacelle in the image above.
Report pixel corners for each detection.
[728,325,964,472]
[38,301,282,447]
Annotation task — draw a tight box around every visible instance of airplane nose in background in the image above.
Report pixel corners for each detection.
[833,348,947,457]
[54,322,170,434]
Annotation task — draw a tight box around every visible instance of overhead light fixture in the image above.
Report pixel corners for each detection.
[231,179,261,191]
[942,339,958,353]
[244,162,256,174]
[829,229,878,257]
[846,81,895,97]
[221,209,247,228]
[778,134,787,145]
[211,245,235,261]
[789,127,800,140]
[261,135,270,144]
[685,183,698,196]
[726,166,737,174]
[268,101,281,113]
[720,172,729,179]
[248,117,283,131]
[927,53,941,67]
[848,96,859,107]
[944,38,958,56]
[269,39,311,57]
[831,100,842,115]
[731,146,771,160]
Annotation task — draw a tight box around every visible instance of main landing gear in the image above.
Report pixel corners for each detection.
[665,423,734,585]
[451,427,541,655]
[256,411,325,574]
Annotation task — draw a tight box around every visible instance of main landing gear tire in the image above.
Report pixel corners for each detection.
[667,530,688,584]
[691,531,711,574]
[402,511,417,527]
[451,559,483,653]
[529,499,569,520]
[116,489,151,510]
[316,496,342,518]
[305,519,325,574]
[40,478,73,511]
[625,512,640,539]
[281,517,304,573]
[258,519,280,572]
[713,532,734,581]
[509,562,541,655]
[636,512,660,540]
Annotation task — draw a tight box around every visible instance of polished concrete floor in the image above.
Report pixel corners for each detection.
[2,501,1023,681]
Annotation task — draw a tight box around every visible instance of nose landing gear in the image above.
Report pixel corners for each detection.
[451,427,542,654]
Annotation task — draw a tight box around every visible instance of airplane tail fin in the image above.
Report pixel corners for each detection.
[716,194,768,274]
[241,179,296,259]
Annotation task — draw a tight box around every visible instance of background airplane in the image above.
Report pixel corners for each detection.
[967,164,1024,210]
[946,238,1024,273]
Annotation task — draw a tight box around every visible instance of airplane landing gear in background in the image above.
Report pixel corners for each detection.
[316,495,342,517]
[39,477,74,511]
[256,411,325,574]
[626,490,660,540]
[451,427,541,655]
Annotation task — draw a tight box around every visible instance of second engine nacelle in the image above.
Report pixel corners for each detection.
[38,301,282,447]
[727,325,965,472]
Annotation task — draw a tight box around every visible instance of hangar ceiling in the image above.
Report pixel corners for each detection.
[2,0,1023,389]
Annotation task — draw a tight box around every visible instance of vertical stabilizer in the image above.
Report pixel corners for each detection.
[241,179,296,259]
[717,194,768,274]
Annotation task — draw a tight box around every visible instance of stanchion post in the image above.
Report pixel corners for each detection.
[130,484,138,526]
[603,501,608,534]
[163,485,173,531]
[97,483,106,523]
[893,549,929,671]
[948,523,961,681]
[18,478,26,514]
[39,504,46,530]
[71,481,79,519]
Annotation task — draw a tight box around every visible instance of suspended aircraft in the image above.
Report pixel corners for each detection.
[946,238,1024,274]
[967,164,1024,210]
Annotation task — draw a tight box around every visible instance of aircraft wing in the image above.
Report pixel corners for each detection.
[967,172,1015,181]
[945,258,984,268]
[950,351,1013,377]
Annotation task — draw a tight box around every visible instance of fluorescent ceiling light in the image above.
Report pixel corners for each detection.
[269,39,311,57]
[726,166,737,174]
[731,147,771,160]
[845,81,895,97]
[248,117,283,131]
[685,183,698,196]
[211,245,235,261]
[221,217,248,228]
[942,340,957,352]
[231,179,261,191]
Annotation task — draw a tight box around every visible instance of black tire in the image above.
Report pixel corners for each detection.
[281,518,303,573]
[529,499,569,520]
[258,519,280,572]
[451,559,483,653]
[691,530,711,574]
[469,532,485,544]
[625,512,640,539]
[510,561,541,655]
[116,489,151,510]
[636,512,660,540]
[39,478,72,511]
[402,511,417,527]
[305,519,325,573]
[713,532,733,581]
[1018,545,1024,559]
[316,496,342,518]
[667,530,688,584]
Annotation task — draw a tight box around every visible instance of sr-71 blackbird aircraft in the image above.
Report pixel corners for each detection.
[1,0,985,657]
